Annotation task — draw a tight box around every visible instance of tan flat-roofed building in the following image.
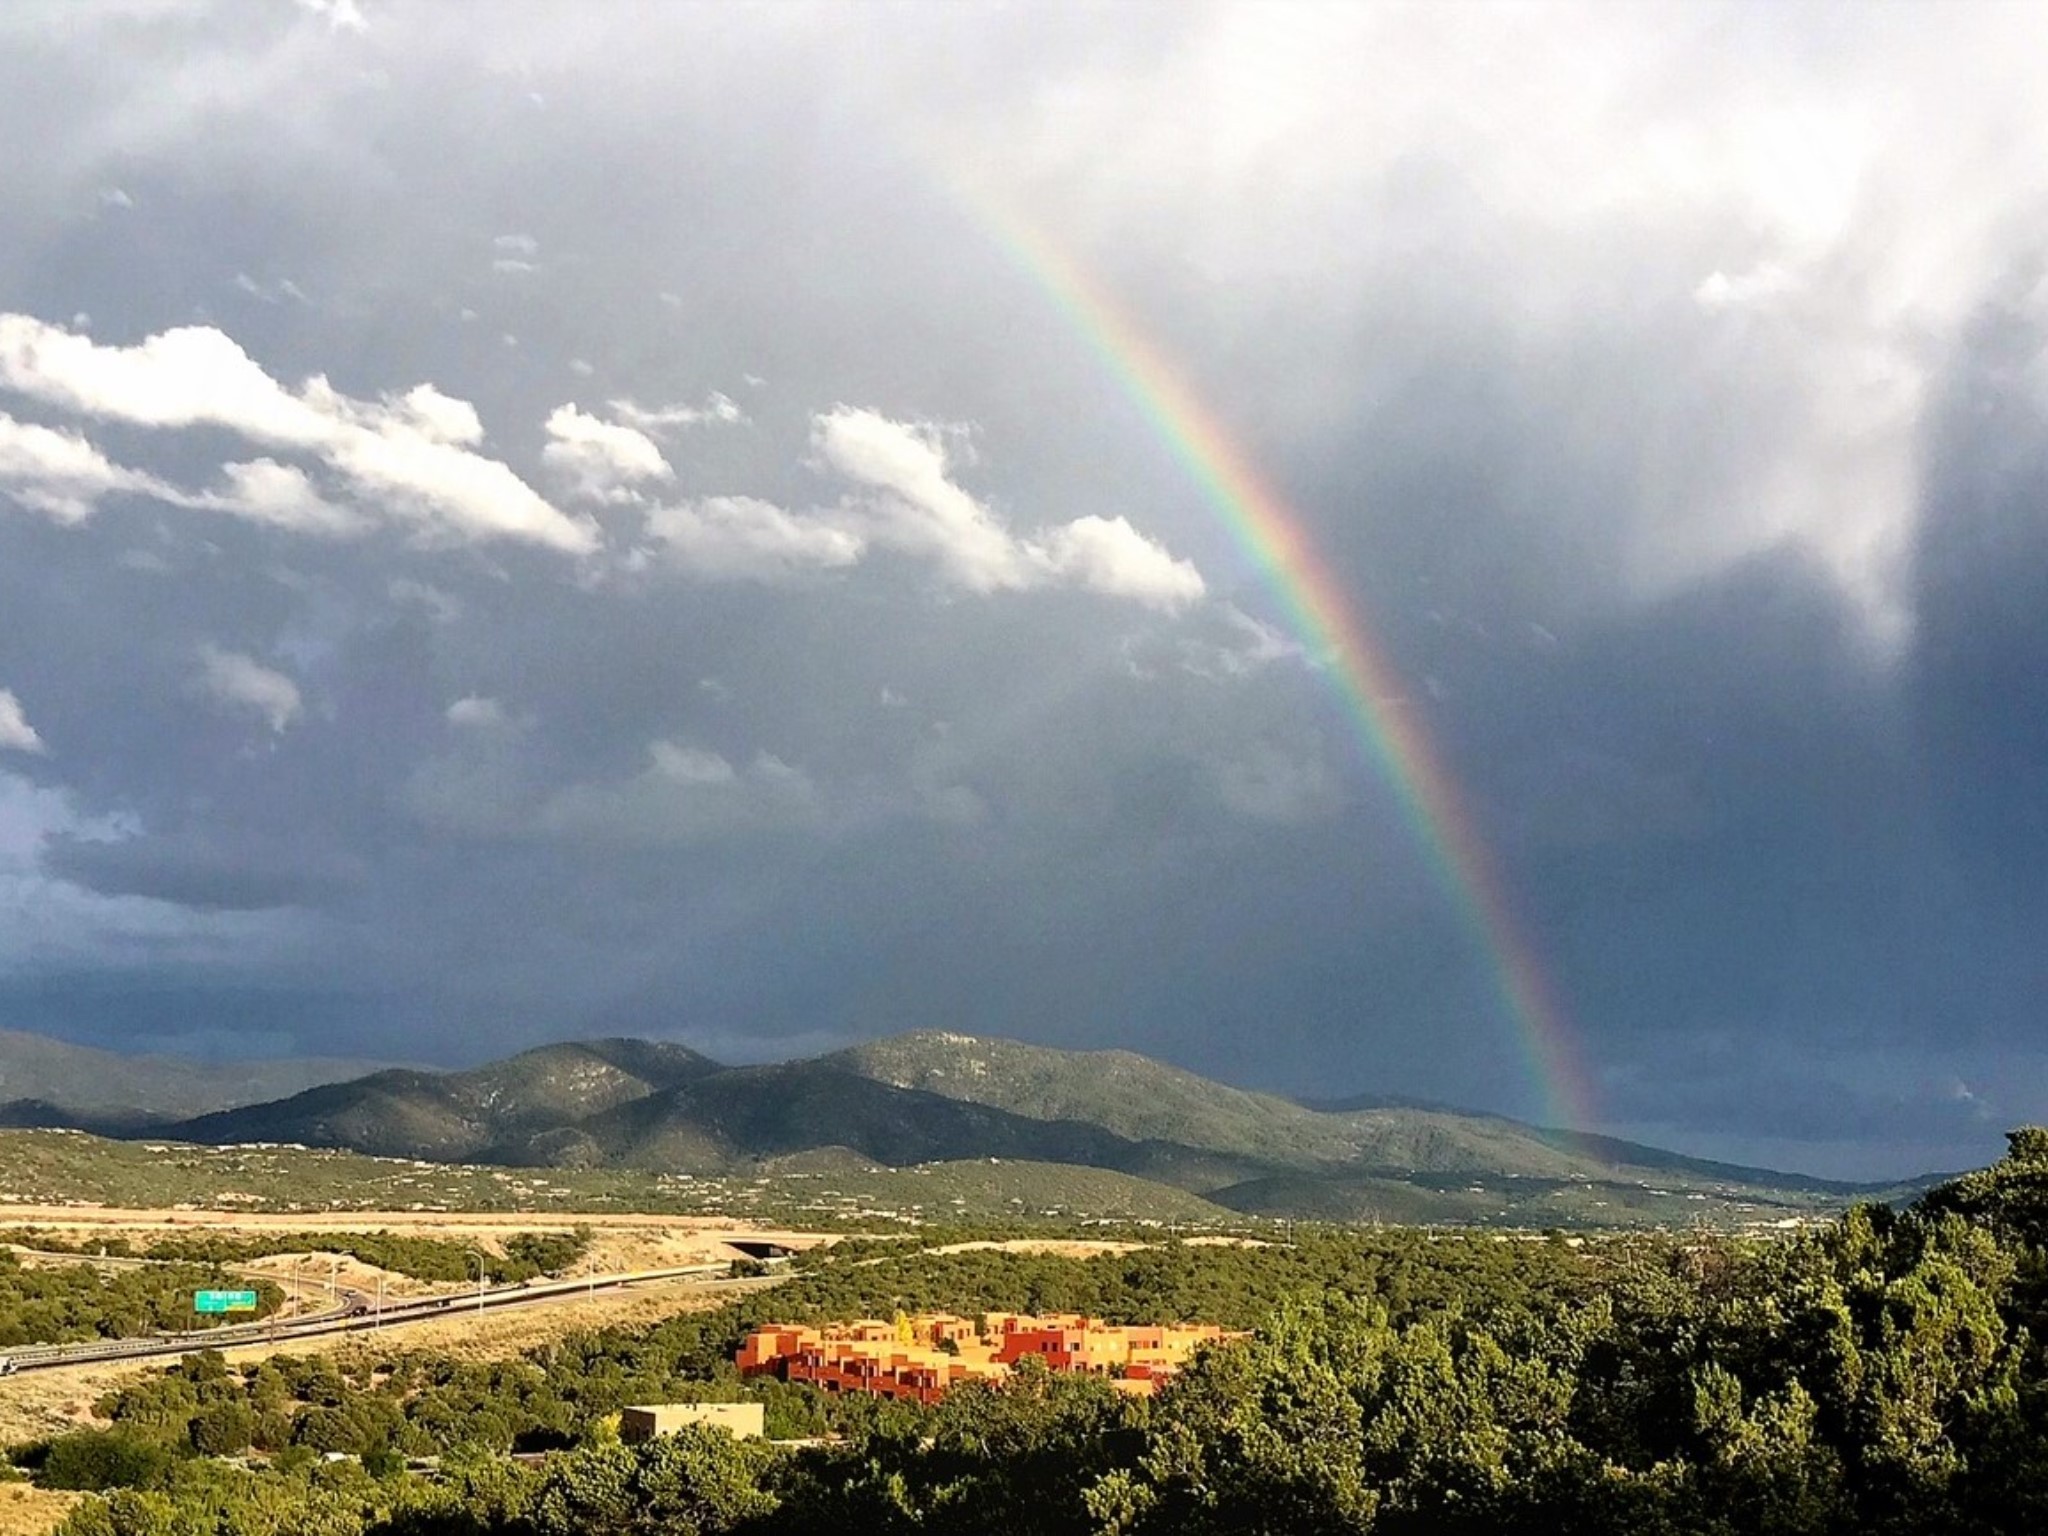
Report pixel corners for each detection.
[619,1402,766,1442]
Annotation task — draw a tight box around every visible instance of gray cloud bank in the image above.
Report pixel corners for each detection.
[2,1,2047,1178]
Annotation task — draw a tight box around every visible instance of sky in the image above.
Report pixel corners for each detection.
[2,0,2046,1179]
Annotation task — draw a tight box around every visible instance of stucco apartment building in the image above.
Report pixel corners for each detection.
[736,1311,1238,1405]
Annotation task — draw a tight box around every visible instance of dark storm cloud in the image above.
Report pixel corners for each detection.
[4,1,2048,1178]
[42,828,360,911]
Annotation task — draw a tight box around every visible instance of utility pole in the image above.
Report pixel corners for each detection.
[468,1250,487,1314]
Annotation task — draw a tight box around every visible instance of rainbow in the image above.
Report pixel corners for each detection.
[961,191,1597,1132]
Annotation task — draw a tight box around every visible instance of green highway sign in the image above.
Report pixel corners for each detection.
[194,1289,259,1314]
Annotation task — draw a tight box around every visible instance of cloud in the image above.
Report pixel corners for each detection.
[608,393,748,432]
[232,273,311,306]
[387,577,461,623]
[1030,513,1207,610]
[0,772,293,971]
[196,459,363,536]
[0,688,44,754]
[42,828,352,911]
[446,695,509,729]
[0,409,177,523]
[637,494,864,581]
[623,412,1201,606]
[1177,605,1306,681]
[194,646,302,734]
[294,0,368,34]
[534,741,823,845]
[540,404,671,503]
[1694,262,1799,310]
[0,314,593,552]
[1207,742,1340,824]
[391,384,484,447]
[811,406,1205,610]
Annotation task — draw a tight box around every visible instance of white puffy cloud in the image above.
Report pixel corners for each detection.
[0,409,177,523]
[627,407,1202,605]
[197,459,362,536]
[811,406,1204,610]
[0,314,593,552]
[810,407,1028,591]
[0,689,44,754]
[392,384,484,446]
[194,646,302,734]
[1029,514,1206,610]
[540,404,671,503]
[638,495,864,581]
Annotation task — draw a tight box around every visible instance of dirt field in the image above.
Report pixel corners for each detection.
[926,1238,1147,1258]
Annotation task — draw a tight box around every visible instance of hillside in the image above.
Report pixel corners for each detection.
[582,1063,1151,1172]
[13,1027,1905,1226]
[171,1038,719,1163]
[822,1031,1864,1193]
[0,1028,382,1124]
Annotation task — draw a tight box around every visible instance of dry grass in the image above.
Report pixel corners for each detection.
[926,1238,1147,1258]
[0,1484,78,1536]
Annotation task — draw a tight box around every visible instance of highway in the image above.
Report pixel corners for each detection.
[0,1262,772,1374]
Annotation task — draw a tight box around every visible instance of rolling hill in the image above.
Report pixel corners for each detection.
[22,1027,1914,1225]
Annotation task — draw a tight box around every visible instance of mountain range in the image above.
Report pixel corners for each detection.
[1,1028,1929,1224]
[0,1027,383,1130]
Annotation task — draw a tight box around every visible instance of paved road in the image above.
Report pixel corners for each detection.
[0,1263,776,1374]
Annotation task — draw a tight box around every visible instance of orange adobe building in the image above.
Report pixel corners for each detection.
[736,1311,1238,1404]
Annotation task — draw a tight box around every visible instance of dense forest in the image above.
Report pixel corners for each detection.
[20,1129,2048,1535]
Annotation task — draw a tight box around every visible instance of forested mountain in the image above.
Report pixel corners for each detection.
[168,1038,719,1163]
[110,1029,1919,1223]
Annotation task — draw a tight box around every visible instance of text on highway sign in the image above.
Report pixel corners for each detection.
[193,1289,259,1313]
